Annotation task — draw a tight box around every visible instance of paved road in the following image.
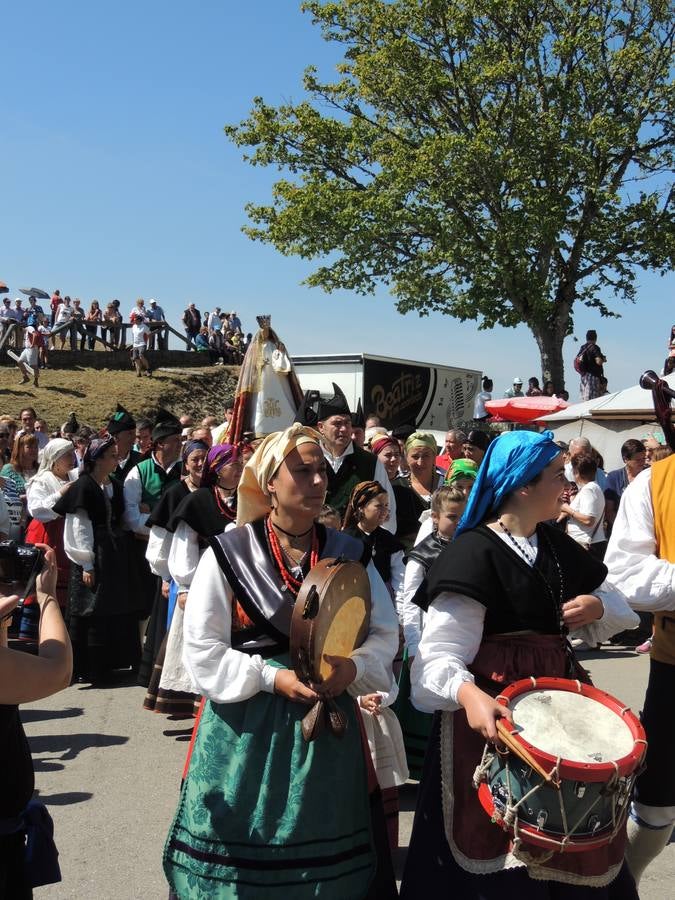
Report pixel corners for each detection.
[23,648,673,899]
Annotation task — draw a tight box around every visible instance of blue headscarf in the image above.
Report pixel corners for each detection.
[455,430,561,537]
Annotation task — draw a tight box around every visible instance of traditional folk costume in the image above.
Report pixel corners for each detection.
[164,425,399,899]
[401,430,640,899]
[393,432,444,549]
[394,528,449,780]
[605,453,675,883]
[125,409,183,686]
[305,383,397,531]
[146,444,239,717]
[24,440,77,636]
[342,481,408,849]
[55,438,136,682]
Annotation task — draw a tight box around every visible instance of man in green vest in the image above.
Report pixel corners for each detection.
[311,383,396,531]
[123,409,182,536]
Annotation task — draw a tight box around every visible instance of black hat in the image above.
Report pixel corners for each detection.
[391,423,416,442]
[294,390,321,428]
[107,403,136,435]
[351,399,365,430]
[317,383,351,421]
[465,430,491,451]
[151,408,181,442]
[62,412,80,436]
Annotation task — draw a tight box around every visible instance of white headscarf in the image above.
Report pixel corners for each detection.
[33,438,75,480]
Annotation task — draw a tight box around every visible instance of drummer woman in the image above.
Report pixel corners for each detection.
[163,424,399,899]
[401,429,640,899]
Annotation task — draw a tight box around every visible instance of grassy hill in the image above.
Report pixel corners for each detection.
[0,364,240,431]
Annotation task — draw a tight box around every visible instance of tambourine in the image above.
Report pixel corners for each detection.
[290,556,371,741]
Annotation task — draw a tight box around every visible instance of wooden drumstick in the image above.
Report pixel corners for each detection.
[496,719,557,786]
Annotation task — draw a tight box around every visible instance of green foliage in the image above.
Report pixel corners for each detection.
[226,0,675,383]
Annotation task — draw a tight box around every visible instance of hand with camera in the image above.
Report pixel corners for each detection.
[0,543,72,705]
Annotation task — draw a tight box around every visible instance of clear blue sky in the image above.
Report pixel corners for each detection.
[2,1,672,396]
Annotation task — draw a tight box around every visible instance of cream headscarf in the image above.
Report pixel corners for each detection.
[236,423,322,526]
[34,438,75,479]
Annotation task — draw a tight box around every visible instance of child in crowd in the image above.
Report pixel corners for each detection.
[393,485,466,780]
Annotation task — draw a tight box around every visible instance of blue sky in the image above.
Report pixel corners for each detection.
[1,1,672,397]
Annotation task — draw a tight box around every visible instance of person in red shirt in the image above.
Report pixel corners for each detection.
[435,429,467,473]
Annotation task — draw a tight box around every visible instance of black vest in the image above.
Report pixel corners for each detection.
[210,520,368,656]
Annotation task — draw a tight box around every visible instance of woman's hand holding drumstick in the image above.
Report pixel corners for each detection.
[457,682,513,742]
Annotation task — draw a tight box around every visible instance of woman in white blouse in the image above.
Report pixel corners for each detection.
[163,424,399,900]
[25,439,77,610]
[400,430,639,899]
[54,437,132,684]
[560,453,607,559]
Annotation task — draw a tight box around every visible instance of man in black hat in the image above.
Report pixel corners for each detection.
[312,383,396,531]
[123,409,182,538]
[351,399,366,448]
[107,404,143,485]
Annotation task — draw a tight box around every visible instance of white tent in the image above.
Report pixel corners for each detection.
[537,373,674,470]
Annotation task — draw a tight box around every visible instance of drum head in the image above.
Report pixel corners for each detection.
[511,689,634,764]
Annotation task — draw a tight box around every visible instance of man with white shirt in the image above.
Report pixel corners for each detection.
[604,450,675,886]
[311,383,396,532]
[123,409,183,656]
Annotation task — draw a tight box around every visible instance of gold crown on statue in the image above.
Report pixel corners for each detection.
[256,315,271,329]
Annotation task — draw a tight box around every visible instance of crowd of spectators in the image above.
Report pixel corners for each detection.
[0,292,251,367]
[181,303,251,365]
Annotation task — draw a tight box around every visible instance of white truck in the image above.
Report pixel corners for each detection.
[292,353,482,438]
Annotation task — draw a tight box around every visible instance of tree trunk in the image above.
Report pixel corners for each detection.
[532,325,567,394]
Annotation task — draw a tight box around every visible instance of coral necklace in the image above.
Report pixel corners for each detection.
[266,515,319,596]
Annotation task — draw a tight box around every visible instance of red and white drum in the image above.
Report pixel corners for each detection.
[474,677,647,853]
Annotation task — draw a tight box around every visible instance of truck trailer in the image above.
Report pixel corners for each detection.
[292,353,482,436]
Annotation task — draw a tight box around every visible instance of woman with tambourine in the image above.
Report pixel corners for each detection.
[163,424,399,899]
[400,429,640,899]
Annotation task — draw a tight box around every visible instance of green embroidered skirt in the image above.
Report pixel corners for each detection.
[163,655,376,898]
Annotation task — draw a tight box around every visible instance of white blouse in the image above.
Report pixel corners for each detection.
[62,482,114,572]
[410,531,639,715]
[605,467,675,611]
[182,543,399,705]
[145,525,172,581]
[26,471,74,522]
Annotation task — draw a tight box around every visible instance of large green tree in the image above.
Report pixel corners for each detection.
[226,0,674,388]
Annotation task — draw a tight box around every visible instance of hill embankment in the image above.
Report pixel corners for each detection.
[0,363,239,430]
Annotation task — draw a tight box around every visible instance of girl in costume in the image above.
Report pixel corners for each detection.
[342,480,409,849]
[149,444,242,717]
[55,436,132,684]
[144,439,208,712]
[400,430,640,899]
[342,480,406,600]
[393,485,466,781]
[164,424,399,899]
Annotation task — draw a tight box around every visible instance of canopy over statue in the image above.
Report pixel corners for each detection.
[223,315,304,444]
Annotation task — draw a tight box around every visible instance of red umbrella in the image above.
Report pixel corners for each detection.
[485,396,569,424]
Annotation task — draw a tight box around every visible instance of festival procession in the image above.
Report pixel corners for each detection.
[2,2,674,898]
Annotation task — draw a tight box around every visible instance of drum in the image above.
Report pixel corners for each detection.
[473,677,647,853]
[290,556,371,741]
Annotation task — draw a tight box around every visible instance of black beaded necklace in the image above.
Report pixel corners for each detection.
[498,518,573,671]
